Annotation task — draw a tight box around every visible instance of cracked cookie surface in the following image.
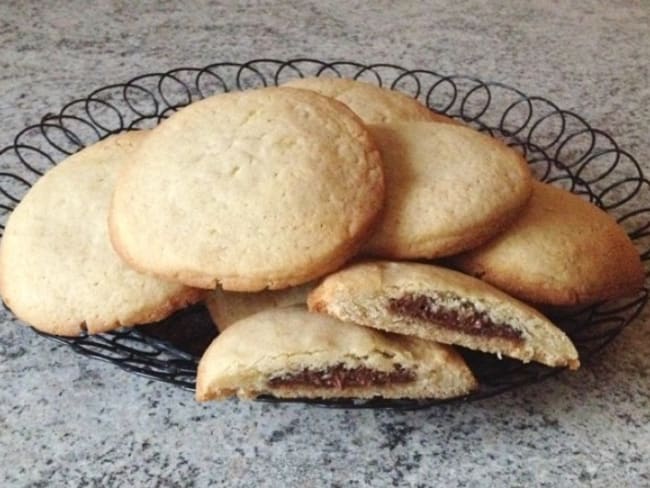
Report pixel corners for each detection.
[110,87,384,291]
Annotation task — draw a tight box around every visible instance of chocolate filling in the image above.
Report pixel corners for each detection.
[388,293,523,342]
[268,364,415,389]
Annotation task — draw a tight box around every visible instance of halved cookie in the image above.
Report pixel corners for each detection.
[454,181,645,305]
[308,261,579,369]
[110,87,384,291]
[205,283,314,332]
[0,132,204,336]
[362,122,532,259]
[196,306,477,401]
[283,77,458,125]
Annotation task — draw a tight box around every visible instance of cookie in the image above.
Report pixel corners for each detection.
[454,181,645,305]
[362,122,532,259]
[206,282,314,331]
[308,261,579,369]
[196,306,477,401]
[0,132,204,336]
[283,76,458,125]
[110,87,384,291]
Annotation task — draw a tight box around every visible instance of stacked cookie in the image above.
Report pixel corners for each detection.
[1,78,643,403]
[0,131,204,335]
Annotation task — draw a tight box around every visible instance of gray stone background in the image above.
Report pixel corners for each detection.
[1,1,648,486]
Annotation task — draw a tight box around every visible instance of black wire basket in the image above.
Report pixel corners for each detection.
[1,59,648,409]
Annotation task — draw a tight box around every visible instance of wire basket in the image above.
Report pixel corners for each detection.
[1,59,648,409]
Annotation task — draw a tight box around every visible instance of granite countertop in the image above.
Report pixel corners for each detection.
[1,1,649,486]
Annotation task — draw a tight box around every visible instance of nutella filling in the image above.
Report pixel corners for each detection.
[268,364,415,389]
[388,293,523,342]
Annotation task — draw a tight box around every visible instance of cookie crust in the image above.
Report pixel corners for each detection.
[362,122,532,259]
[454,181,645,305]
[283,76,459,125]
[110,87,385,291]
[0,132,204,336]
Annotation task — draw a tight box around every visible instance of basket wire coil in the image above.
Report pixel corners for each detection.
[1,59,648,409]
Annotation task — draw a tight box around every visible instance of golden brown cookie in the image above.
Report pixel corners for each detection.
[362,122,532,259]
[205,283,314,332]
[196,306,477,401]
[0,132,204,336]
[110,87,384,291]
[454,181,645,305]
[308,261,579,369]
[283,77,458,125]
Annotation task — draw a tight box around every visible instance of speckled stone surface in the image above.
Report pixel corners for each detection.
[1,1,649,486]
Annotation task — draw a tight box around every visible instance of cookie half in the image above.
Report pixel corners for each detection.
[205,283,314,332]
[362,122,532,259]
[0,132,204,336]
[283,77,458,125]
[454,181,645,305]
[196,306,477,401]
[308,261,579,369]
[110,87,384,291]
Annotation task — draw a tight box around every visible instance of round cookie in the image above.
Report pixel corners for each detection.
[362,122,532,259]
[454,181,645,305]
[282,77,458,125]
[0,132,204,336]
[110,87,384,291]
